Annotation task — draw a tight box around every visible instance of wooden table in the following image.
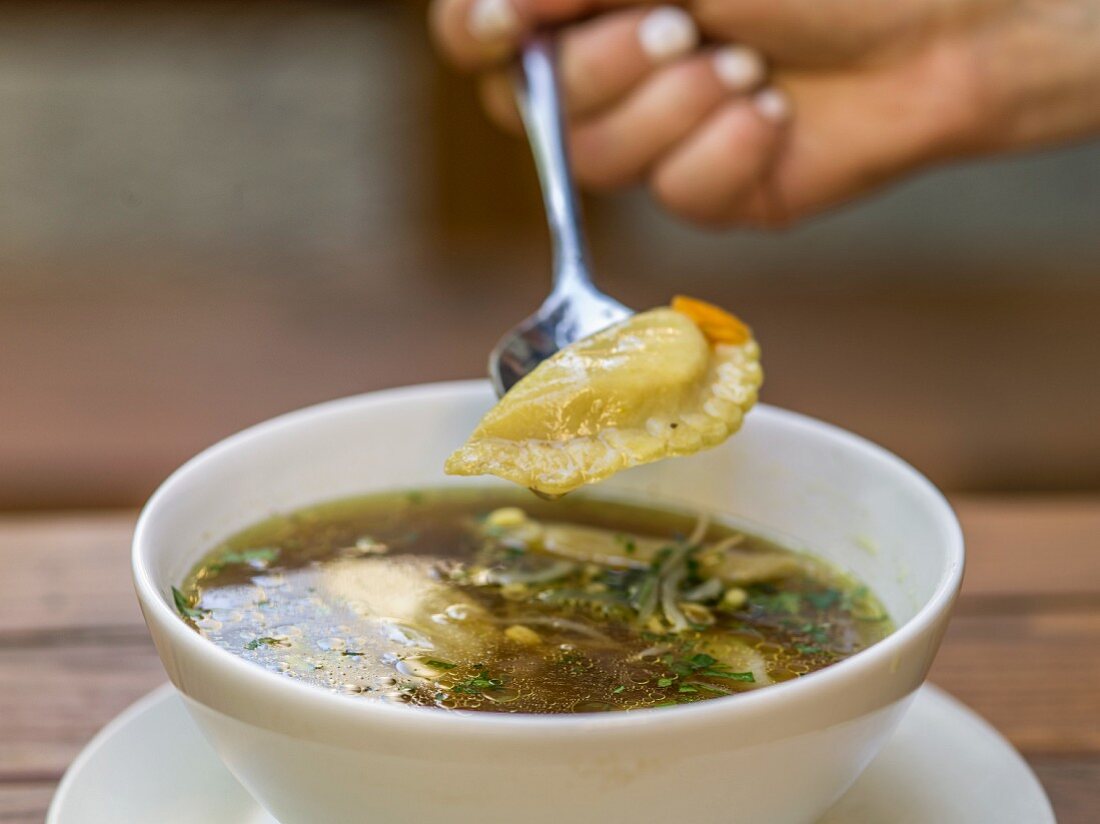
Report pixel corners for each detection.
[2,499,1097,822]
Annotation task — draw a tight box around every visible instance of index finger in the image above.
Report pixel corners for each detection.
[430,0,671,71]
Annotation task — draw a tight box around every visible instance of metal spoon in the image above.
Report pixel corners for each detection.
[489,34,632,398]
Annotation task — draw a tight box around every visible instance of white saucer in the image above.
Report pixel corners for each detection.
[48,683,1053,824]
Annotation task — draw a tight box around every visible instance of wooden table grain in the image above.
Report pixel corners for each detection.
[2,499,1098,822]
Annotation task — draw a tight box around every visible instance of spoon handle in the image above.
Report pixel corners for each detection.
[516,34,594,297]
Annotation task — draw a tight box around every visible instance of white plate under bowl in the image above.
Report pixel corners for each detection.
[48,683,1051,823]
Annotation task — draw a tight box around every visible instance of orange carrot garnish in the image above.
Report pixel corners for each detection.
[671,295,751,345]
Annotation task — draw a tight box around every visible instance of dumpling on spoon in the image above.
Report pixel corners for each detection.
[445,296,762,496]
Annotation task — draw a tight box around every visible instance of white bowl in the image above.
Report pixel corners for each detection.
[133,381,963,824]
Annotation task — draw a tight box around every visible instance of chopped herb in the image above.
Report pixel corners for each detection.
[244,637,286,650]
[806,588,841,610]
[615,534,637,555]
[425,659,457,670]
[678,684,699,694]
[663,652,743,685]
[798,622,832,645]
[656,677,676,688]
[841,586,889,621]
[452,669,505,695]
[668,660,695,678]
[341,651,366,657]
[702,669,755,682]
[751,590,802,615]
[842,585,869,609]
[795,644,823,655]
[171,586,204,620]
[612,685,626,694]
[216,547,280,569]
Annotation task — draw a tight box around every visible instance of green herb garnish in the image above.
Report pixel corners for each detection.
[751,590,802,615]
[426,659,457,670]
[702,669,755,682]
[244,637,285,650]
[616,535,637,555]
[797,622,831,645]
[806,588,841,610]
[171,586,204,620]
[452,669,504,695]
[662,652,751,685]
[841,585,890,621]
[207,547,281,573]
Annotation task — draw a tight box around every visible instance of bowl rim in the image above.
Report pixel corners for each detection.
[132,379,964,739]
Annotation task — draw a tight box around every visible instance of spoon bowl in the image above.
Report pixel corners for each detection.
[489,285,631,396]
[489,35,632,398]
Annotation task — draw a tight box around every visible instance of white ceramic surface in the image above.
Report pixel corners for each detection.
[132,381,965,824]
[48,683,1053,823]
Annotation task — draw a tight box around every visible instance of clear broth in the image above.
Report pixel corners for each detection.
[177,488,893,713]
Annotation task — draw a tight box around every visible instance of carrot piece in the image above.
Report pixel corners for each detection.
[671,295,751,345]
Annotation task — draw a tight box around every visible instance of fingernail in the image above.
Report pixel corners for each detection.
[638,6,698,64]
[714,46,766,92]
[753,87,791,123]
[468,0,519,42]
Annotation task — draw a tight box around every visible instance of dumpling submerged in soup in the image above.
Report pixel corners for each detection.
[176,488,892,713]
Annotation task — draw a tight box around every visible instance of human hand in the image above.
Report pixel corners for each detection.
[430,0,1100,227]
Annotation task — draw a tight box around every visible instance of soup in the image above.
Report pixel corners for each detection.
[175,488,892,713]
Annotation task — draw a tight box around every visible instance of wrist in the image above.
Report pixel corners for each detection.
[967,0,1100,153]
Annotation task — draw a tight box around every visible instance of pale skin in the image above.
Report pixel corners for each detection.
[430,0,1100,227]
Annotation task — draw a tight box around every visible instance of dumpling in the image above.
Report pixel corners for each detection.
[445,296,762,496]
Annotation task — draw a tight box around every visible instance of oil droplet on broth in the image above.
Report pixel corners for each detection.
[483,687,520,703]
[626,668,652,684]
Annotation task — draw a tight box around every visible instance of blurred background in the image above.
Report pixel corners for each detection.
[2,0,1099,510]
